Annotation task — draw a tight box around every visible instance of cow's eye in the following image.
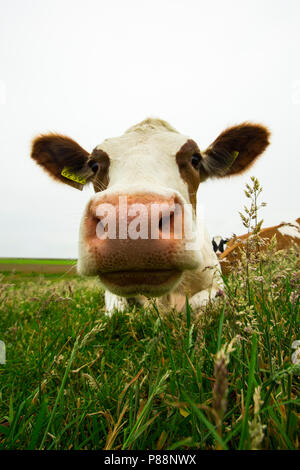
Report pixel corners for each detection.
[191,153,202,169]
[89,162,99,173]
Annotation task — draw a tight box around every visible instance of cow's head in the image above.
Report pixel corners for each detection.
[212,236,228,256]
[31,118,270,297]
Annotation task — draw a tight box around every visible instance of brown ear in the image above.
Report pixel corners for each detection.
[31,134,93,190]
[200,123,270,181]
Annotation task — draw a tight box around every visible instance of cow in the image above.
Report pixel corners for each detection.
[31,118,270,315]
[212,236,228,256]
[219,218,300,275]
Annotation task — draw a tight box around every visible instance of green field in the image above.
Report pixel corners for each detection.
[0,258,76,265]
[0,180,299,450]
[0,245,299,450]
[0,258,77,275]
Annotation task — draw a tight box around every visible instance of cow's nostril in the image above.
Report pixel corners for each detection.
[158,216,163,232]
[95,217,109,239]
[158,211,175,237]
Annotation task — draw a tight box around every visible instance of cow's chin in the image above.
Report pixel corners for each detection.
[98,269,183,297]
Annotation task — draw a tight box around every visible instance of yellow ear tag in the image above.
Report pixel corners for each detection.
[61,167,86,185]
[223,150,239,173]
[232,150,239,161]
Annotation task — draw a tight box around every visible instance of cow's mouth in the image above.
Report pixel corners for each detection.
[98,269,182,296]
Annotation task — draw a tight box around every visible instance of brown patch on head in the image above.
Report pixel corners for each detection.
[200,122,270,181]
[89,148,110,192]
[31,134,90,189]
[175,139,201,209]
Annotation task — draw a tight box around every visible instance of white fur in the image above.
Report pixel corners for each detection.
[104,291,129,317]
[213,236,223,245]
[278,221,300,239]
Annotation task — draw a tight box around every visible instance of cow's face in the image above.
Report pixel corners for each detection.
[31,118,270,297]
[212,236,228,256]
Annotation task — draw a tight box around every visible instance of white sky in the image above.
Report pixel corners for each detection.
[0,0,299,258]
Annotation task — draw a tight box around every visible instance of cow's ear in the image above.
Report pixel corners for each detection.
[199,123,270,182]
[31,134,95,190]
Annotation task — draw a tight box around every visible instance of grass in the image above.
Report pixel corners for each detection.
[0,178,299,450]
[0,247,299,450]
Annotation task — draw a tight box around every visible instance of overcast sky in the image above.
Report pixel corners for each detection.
[0,0,299,258]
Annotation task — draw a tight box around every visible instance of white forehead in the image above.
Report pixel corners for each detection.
[95,118,191,198]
